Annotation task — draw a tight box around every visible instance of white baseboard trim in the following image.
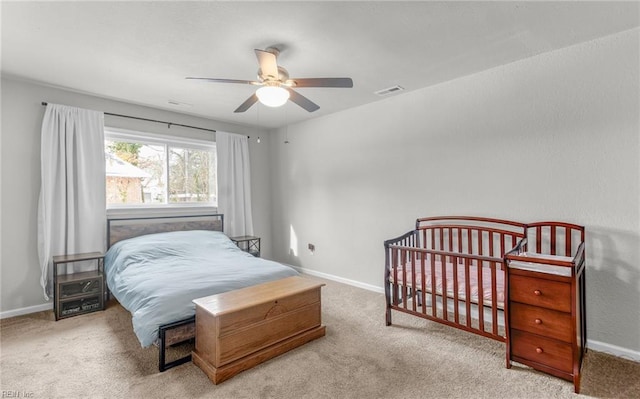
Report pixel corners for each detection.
[0,303,52,319]
[290,265,384,294]
[587,339,640,363]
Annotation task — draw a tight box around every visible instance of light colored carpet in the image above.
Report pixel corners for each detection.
[1,276,639,399]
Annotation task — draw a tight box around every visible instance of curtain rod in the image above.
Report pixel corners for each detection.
[41,101,218,134]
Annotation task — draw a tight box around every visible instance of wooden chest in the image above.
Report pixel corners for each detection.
[192,276,326,384]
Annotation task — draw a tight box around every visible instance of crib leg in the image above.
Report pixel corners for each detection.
[384,280,394,325]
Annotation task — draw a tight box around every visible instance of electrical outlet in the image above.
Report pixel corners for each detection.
[308,243,315,253]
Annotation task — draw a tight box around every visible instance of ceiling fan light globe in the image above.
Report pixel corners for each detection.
[256,86,290,107]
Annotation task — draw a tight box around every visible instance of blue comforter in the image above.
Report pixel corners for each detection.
[104,230,298,347]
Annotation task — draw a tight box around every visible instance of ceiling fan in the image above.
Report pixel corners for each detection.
[186,47,353,113]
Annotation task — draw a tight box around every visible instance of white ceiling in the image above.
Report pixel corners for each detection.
[2,1,638,129]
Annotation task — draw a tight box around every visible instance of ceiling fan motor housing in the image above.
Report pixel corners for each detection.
[258,66,289,84]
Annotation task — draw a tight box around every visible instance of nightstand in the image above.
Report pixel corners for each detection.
[230,236,261,257]
[53,252,105,320]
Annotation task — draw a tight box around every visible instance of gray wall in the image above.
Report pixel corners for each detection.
[268,29,640,356]
[0,76,273,313]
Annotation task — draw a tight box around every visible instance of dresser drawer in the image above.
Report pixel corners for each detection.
[58,294,104,318]
[58,276,102,299]
[511,330,573,373]
[509,275,570,312]
[510,302,572,343]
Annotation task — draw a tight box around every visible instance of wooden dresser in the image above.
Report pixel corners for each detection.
[505,223,586,394]
[192,276,326,384]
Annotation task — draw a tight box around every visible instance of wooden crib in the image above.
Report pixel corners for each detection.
[384,216,527,341]
[384,216,587,392]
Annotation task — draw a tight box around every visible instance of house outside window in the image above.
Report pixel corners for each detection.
[105,128,217,207]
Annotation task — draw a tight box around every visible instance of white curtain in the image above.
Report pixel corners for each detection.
[216,131,254,237]
[38,104,106,300]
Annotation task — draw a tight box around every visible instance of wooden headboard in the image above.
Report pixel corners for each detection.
[107,214,224,248]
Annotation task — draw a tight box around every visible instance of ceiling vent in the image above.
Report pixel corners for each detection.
[168,100,193,108]
[374,85,404,96]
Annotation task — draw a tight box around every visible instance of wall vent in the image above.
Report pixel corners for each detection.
[168,99,193,108]
[374,85,405,96]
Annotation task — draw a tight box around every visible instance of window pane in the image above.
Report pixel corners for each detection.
[105,140,167,205]
[168,146,216,203]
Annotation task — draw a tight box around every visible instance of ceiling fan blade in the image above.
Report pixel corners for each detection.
[254,49,279,80]
[289,77,353,88]
[186,77,259,85]
[286,88,320,112]
[234,94,259,113]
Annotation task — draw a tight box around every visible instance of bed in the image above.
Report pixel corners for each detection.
[105,214,298,371]
[384,216,527,341]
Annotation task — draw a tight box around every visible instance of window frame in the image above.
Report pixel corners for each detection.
[104,127,217,211]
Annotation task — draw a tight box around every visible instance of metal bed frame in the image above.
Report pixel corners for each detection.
[106,213,224,372]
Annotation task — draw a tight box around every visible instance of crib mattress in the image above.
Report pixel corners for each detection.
[507,252,574,277]
[389,260,505,309]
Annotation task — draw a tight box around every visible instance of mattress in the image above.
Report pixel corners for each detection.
[507,252,574,277]
[105,230,298,347]
[389,257,505,309]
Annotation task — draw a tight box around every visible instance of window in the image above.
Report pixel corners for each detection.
[105,128,217,207]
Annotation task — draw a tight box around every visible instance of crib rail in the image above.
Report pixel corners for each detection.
[387,245,506,340]
[384,217,526,341]
[526,221,585,257]
[384,230,419,326]
[505,222,586,272]
[416,216,526,260]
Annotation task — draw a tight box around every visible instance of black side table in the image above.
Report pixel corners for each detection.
[230,236,261,257]
[52,252,105,320]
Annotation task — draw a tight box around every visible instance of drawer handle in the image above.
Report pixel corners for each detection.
[534,318,542,325]
[536,347,544,354]
[533,290,542,296]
